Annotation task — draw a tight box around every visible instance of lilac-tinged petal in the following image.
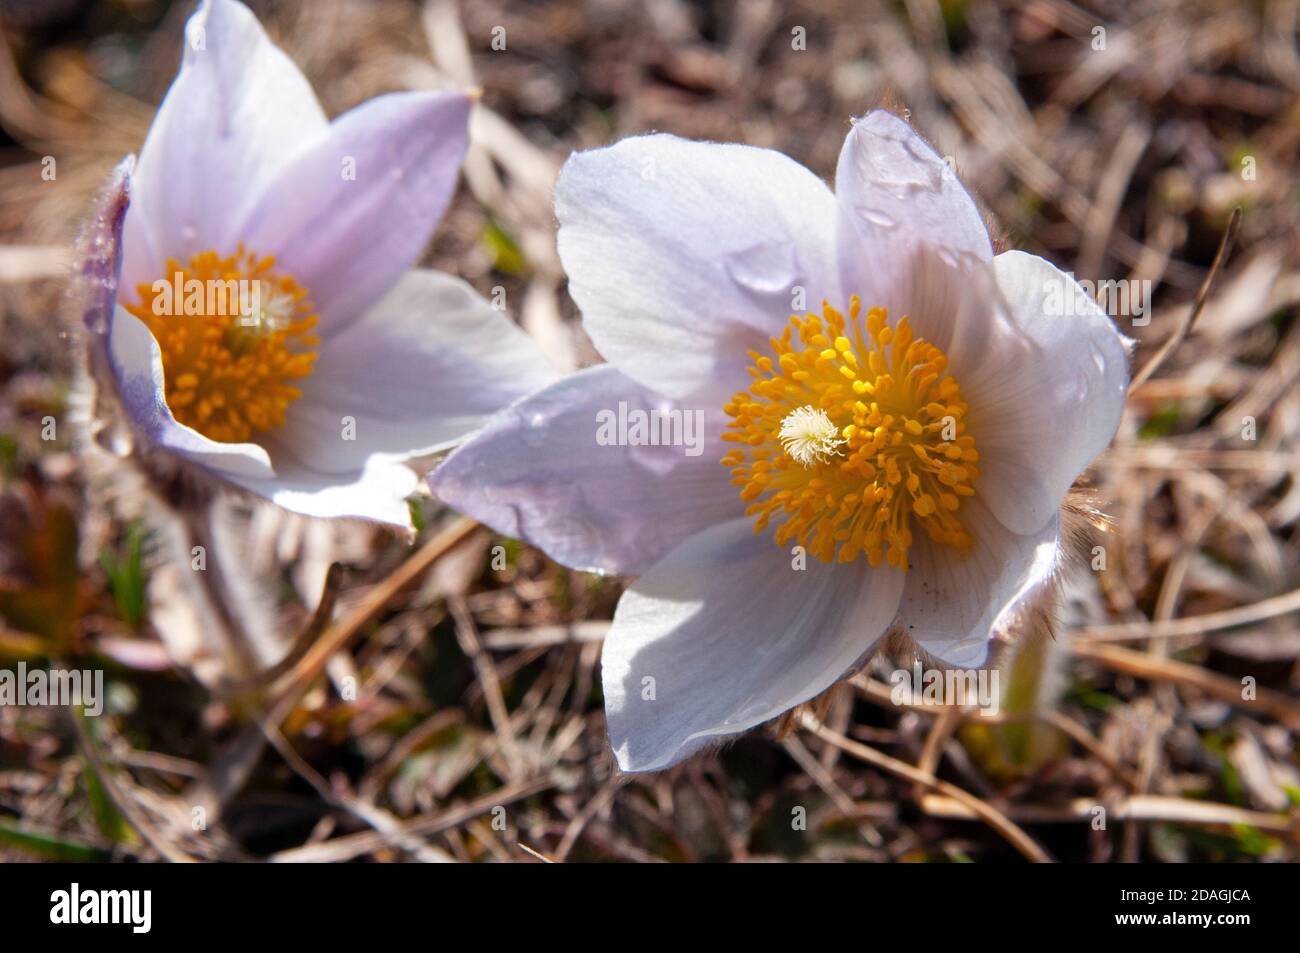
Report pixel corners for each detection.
[236,91,471,330]
[835,110,991,315]
[556,134,840,401]
[899,500,1060,668]
[109,308,274,480]
[878,247,1128,537]
[428,365,740,576]
[78,157,132,337]
[275,269,558,473]
[602,518,905,771]
[122,0,327,290]
[964,252,1131,536]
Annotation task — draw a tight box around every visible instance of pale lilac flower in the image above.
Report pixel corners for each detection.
[430,110,1130,771]
[86,0,555,528]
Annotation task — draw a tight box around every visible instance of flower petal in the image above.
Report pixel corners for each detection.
[236,91,471,330]
[429,365,740,575]
[882,246,1129,537]
[121,0,327,292]
[965,251,1131,535]
[556,134,840,401]
[80,157,133,338]
[275,269,558,473]
[603,518,905,771]
[835,110,991,314]
[109,308,274,480]
[223,449,418,528]
[898,499,1060,668]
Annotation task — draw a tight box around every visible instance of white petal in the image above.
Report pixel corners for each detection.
[603,519,905,771]
[274,269,555,476]
[966,252,1131,535]
[236,91,471,329]
[898,499,1059,668]
[556,134,840,401]
[835,110,991,315]
[429,365,740,575]
[108,308,274,480]
[226,450,417,527]
[121,0,327,292]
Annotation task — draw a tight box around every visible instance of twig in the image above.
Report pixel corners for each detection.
[1077,584,1300,642]
[448,595,525,779]
[552,774,621,862]
[1129,206,1242,390]
[71,710,195,863]
[920,793,1298,837]
[266,517,479,718]
[802,715,1056,863]
[268,774,556,863]
[1072,641,1300,729]
[229,562,345,697]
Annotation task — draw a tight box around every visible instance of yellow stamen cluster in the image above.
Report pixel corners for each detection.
[127,247,320,444]
[721,297,980,569]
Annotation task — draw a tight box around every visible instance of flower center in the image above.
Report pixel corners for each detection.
[126,247,320,444]
[721,297,979,569]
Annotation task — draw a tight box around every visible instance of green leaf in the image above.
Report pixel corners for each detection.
[482,220,527,276]
[81,760,132,845]
[0,818,111,862]
[98,522,148,628]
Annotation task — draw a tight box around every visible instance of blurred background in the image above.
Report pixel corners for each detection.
[0,0,1297,862]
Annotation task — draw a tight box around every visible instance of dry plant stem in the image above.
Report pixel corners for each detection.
[920,793,1298,837]
[182,498,259,683]
[1038,709,1140,790]
[552,774,622,862]
[256,717,452,863]
[853,673,1139,788]
[208,518,479,837]
[266,515,480,718]
[517,841,556,863]
[801,714,1056,863]
[1078,583,1300,641]
[268,774,556,863]
[448,594,524,779]
[1072,641,1300,729]
[917,704,963,779]
[782,734,887,848]
[1129,206,1242,391]
[70,708,195,863]
[229,562,345,698]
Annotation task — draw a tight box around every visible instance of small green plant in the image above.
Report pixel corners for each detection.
[98,523,148,628]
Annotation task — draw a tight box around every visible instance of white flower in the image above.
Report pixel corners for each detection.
[429,110,1131,771]
[85,0,555,528]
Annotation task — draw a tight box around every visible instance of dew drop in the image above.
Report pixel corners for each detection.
[855,204,896,228]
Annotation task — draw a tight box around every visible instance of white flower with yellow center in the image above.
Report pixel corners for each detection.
[86,0,555,527]
[430,110,1131,771]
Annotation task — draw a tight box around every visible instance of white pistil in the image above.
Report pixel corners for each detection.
[779,405,846,467]
[239,281,296,334]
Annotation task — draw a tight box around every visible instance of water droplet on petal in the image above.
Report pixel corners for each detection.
[852,121,944,200]
[724,240,803,300]
[855,204,896,228]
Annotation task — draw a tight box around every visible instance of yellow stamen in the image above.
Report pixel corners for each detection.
[722,297,979,569]
[126,247,320,444]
